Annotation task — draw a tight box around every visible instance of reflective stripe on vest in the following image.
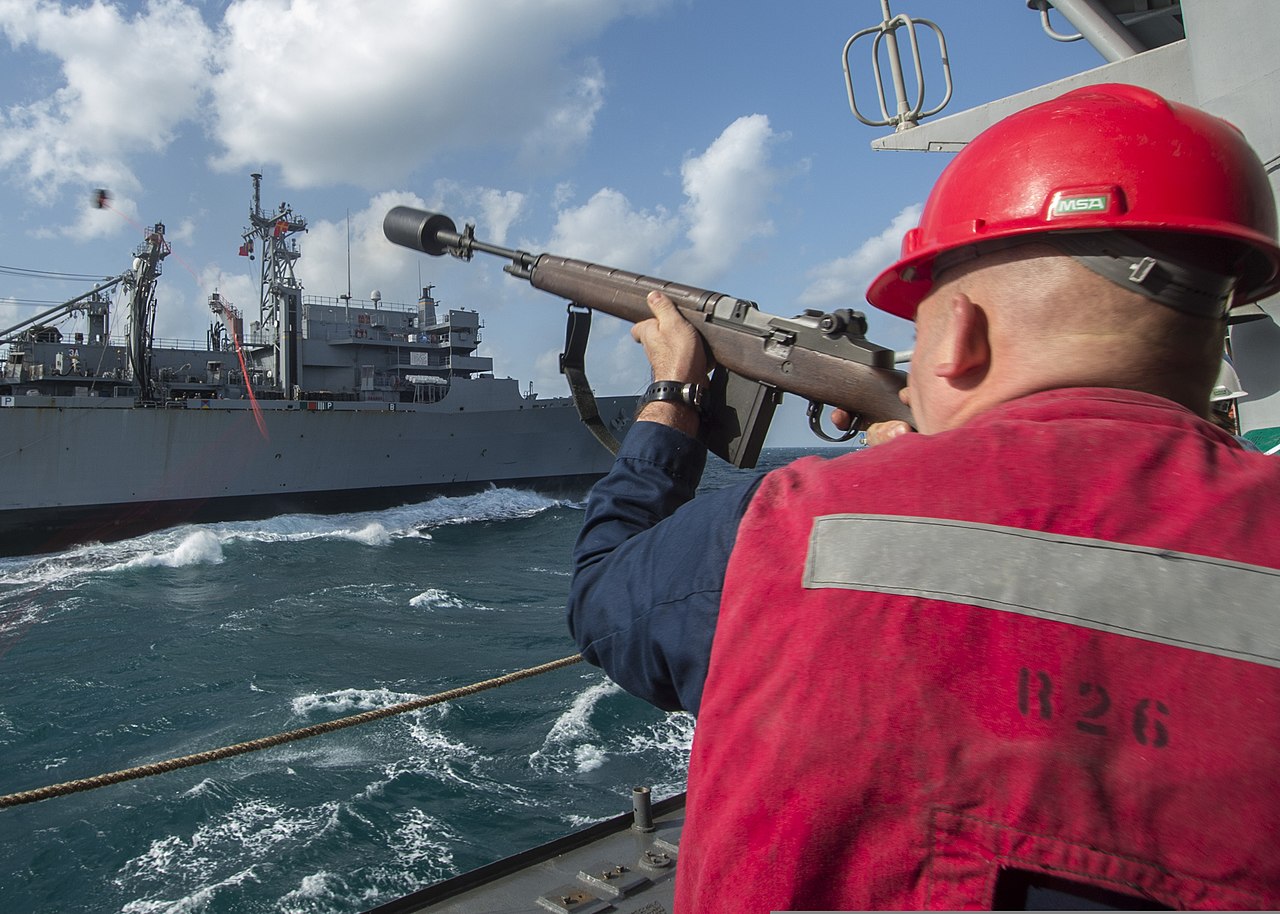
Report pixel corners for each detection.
[804,513,1280,669]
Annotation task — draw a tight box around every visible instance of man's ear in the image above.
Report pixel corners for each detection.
[933,293,990,381]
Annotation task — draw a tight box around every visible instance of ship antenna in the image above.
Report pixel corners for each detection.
[251,172,262,219]
[842,0,953,131]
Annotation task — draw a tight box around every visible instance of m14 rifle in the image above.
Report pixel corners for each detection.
[384,206,911,468]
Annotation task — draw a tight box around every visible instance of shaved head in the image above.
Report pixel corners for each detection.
[903,243,1228,431]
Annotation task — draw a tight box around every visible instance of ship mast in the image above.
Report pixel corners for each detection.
[242,173,307,396]
[124,223,169,403]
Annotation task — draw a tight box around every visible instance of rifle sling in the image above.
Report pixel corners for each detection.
[559,306,621,456]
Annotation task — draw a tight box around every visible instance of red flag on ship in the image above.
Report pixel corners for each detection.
[238,239,253,256]
[273,219,288,237]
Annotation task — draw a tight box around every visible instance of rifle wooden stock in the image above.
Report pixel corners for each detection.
[527,255,912,428]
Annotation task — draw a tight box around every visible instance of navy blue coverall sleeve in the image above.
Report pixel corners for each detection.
[568,421,762,715]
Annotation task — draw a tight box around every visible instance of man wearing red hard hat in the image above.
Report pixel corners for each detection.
[569,84,1280,911]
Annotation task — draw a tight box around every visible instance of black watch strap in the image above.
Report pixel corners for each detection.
[640,380,706,415]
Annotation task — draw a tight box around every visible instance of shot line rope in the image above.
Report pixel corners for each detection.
[0,653,584,809]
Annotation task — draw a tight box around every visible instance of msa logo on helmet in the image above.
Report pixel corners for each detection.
[1049,192,1112,218]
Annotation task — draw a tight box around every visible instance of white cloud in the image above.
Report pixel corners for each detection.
[520,59,606,168]
[546,187,677,269]
[0,297,23,332]
[532,345,566,400]
[0,0,213,215]
[662,114,781,283]
[0,0,668,233]
[472,189,527,246]
[53,196,131,242]
[551,181,576,210]
[799,203,922,307]
[534,115,786,284]
[209,0,665,188]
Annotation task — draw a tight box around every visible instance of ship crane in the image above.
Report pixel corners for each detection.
[0,279,122,346]
[207,290,244,353]
[0,224,168,403]
[122,224,170,403]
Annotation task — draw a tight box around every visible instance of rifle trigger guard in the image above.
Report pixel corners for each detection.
[807,400,860,443]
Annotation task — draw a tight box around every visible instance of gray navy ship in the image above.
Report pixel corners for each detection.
[0,175,636,557]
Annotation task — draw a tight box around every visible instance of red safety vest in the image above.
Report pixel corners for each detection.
[677,388,1280,912]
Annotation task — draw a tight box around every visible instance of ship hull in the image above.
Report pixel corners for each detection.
[1,388,636,556]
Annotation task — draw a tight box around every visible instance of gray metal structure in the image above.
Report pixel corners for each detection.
[369,789,684,914]
[860,0,1280,442]
[0,179,635,557]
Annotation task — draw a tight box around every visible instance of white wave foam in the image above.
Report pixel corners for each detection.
[182,778,216,797]
[527,565,571,577]
[628,713,696,768]
[542,678,621,748]
[408,588,465,610]
[377,712,522,799]
[277,870,347,912]
[212,485,564,548]
[266,742,374,770]
[347,522,391,546]
[106,530,225,571]
[527,676,693,784]
[573,744,607,772]
[0,529,226,593]
[0,543,123,589]
[290,687,422,717]
[528,677,622,772]
[216,514,395,547]
[420,486,562,526]
[119,799,342,888]
[388,806,456,871]
[346,808,459,902]
[0,600,47,639]
[120,865,261,914]
[403,715,474,762]
[0,485,561,593]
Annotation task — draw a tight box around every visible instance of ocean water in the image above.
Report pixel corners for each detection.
[0,446,845,913]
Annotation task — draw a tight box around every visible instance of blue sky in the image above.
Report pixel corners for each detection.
[0,0,1103,446]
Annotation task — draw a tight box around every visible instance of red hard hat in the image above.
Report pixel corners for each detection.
[866,83,1280,319]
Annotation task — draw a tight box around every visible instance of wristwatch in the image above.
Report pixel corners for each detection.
[640,380,707,415]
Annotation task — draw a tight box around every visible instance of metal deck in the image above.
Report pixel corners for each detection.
[367,790,684,914]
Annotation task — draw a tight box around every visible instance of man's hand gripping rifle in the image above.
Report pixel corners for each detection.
[384,206,911,469]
